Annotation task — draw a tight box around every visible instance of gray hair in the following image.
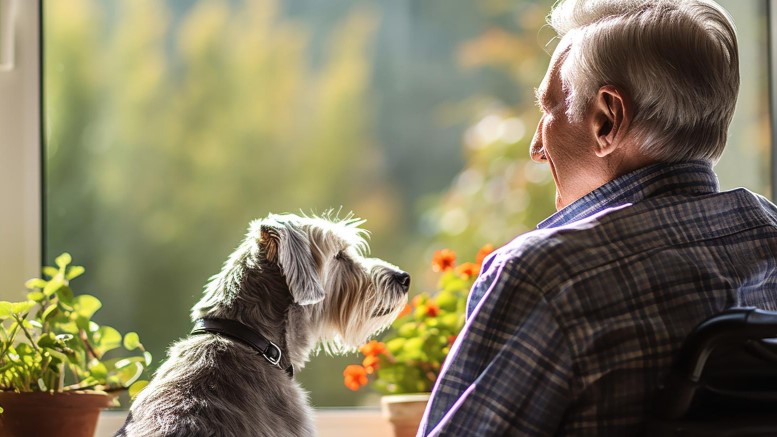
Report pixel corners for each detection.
[549,0,739,162]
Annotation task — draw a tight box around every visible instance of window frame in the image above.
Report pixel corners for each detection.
[769,0,777,198]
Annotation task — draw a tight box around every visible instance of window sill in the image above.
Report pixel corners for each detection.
[96,408,394,437]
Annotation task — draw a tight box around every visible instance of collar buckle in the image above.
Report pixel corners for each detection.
[263,340,282,366]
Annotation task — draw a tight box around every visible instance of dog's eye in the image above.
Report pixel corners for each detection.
[335,250,347,261]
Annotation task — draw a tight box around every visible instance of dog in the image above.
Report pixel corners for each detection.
[116,213,410,437]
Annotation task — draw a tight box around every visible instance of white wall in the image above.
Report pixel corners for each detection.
[0,0,40,300]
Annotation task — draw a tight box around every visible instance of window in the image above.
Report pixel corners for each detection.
[0,0,769,423]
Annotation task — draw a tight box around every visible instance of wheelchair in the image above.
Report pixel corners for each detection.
[646,307,777,436]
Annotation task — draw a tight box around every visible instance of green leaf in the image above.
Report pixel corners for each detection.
[0,302,13,319]
[123,332,140,350]
[55,253,72,269]
[42,304,59,323]
[111,361,143,387]
[46,348,69,365]
[88,360,108,380]
[143,351,153,366]
[37,378,47,391]
[9,301,35,316]
[42,266,58,278]
[26,291,45,302]
[38,332,62,349]
[65,265,85,281]
[55,285,74,306]
[24,278,47,290]
[106,356,144,370]
[92,326,122,356]
[128,380,149,399]
[73,295,101,319]
[55,320,79,334]
[43,278,64,298]
[386,338,405,355]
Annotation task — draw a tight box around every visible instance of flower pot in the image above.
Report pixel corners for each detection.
[0,391,116,437]
[381,393,430,437]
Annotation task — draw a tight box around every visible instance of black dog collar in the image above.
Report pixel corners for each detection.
[191,318,294,377]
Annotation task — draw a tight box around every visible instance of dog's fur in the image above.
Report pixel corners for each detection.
[116,213,409,437]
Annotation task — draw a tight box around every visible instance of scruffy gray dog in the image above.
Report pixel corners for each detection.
[116,213,410,437]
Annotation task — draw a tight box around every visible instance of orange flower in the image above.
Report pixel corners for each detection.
[432,249,456,272]
[455,262,479,279]
[363,354,380,374]
[359,340,386,357]
[397,303,412,318]
[412,295,425,307]
[343,365,368,391]
[426,302,440,317]
[476,244,495,266]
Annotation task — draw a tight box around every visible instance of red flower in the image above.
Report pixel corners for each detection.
[455,262,479,279]
[426,303,440,317]
[343,365,368,391]
[432,249,456,272]
[359,340,386,357]
[476,244,495,266]
[363,354,380,374]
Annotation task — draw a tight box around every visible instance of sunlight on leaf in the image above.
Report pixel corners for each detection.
[25,278,47,290]
[42,266,58,278]
[0,302,13,319]
[43,278,63,298]
[66,265,85,280]
[128,380,149,399]
[112,361,143,387]
[55,253,72,269]
[123,332,140,350]
[73,295,102,319]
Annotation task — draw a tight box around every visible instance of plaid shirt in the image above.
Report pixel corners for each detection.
[418,161,777,436]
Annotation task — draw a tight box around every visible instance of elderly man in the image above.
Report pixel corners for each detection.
[418,0,777,435]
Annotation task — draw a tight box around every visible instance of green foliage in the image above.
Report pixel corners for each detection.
[372,273,469,395]
[345,247,489,395]
[0,253,151,403]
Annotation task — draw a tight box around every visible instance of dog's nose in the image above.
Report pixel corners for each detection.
[394,272,411,292]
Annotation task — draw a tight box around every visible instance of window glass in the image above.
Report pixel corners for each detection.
[44,0,769,407]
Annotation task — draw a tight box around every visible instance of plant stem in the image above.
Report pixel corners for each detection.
[0,322,21,360]
[13,315,40,354]
[79,329,98,361]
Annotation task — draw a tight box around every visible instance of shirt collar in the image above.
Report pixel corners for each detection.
[537,160,720,229]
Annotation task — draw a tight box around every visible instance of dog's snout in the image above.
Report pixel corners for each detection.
[394,272,411,292]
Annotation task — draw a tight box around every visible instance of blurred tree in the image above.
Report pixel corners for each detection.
[421,1,556,263]
[45,0,393,406]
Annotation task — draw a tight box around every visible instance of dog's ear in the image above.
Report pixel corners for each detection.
[260,220,325,305]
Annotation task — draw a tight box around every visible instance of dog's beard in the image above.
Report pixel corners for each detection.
[371,307,394,318]
[317,283,407,353]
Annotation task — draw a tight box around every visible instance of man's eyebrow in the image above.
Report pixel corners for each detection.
[534,86,547,109]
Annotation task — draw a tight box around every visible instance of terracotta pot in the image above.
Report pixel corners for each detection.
[381,393,431,437]
[0,391,116,437]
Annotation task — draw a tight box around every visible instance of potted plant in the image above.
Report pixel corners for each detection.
[0,253,151,437]
[343,245,494,437]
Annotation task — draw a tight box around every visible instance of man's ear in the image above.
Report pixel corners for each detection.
[260,219,325,305]
[591,85,630,158]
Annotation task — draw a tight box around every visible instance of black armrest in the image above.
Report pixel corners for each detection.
[653,307,777,420]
